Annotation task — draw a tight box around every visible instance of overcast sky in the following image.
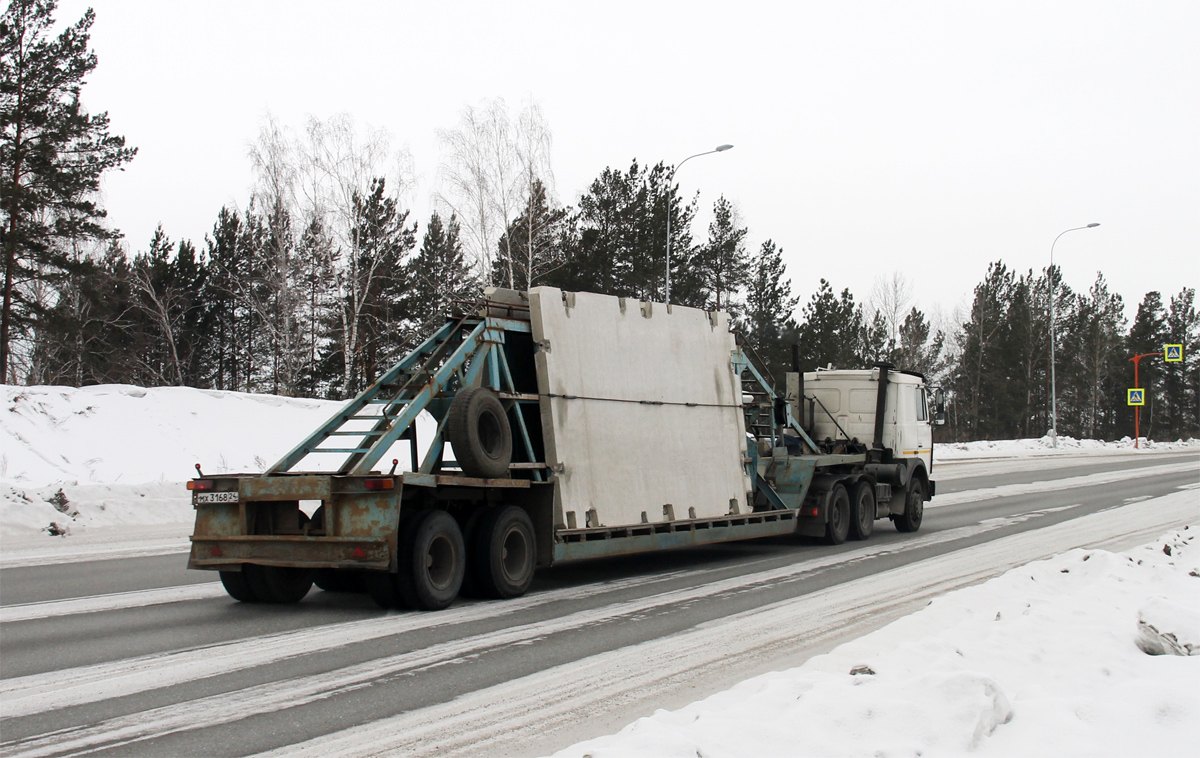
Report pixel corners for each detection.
[58,0,1199,325]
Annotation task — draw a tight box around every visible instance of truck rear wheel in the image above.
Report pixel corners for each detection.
[396,509,466,611]
[849,482,875,541]
[824,484,850,545]
[473,505,536,599]
[893,478,925,533]
[219,568,258,602]
[446,387,512,479]
[245,564,314,604]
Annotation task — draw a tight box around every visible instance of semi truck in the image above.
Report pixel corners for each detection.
[187,287,944,610]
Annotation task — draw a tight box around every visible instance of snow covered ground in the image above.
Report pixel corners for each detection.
[550,520,1200,758]
[937,434,1200,460]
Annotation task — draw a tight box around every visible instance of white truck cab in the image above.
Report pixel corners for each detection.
[805,366,935,473]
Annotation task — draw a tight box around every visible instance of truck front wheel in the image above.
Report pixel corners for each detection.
[849,482,875,541]
[893,478,925,533]
[824,485,850,545]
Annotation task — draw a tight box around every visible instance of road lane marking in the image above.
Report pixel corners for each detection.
[0,583,226,623]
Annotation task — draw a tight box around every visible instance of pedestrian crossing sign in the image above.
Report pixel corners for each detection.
[1164,344,1183,362]
[1128,388,1145,406]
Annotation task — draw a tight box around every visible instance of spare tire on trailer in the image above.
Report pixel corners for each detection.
[446,387,512,479]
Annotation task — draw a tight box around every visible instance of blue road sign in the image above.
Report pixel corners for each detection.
[1165,344,1183,362]
[1127,388,1145,406]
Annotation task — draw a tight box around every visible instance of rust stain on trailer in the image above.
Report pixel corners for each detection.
[241,476,331,501]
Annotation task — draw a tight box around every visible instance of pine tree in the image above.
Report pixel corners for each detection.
[1162,288,1198,438]
[1,0,135,380]
[692,195,748,313]
[547,160,695,303]
[795,279,863,371]
[410,211,477,327]
[1127,291,1167,439]
[492,179,569,290]
[743,238,799,380]
[895,307,945,379]
[952,262,1016,440]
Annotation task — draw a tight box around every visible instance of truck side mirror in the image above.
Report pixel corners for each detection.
[933,388,947,426]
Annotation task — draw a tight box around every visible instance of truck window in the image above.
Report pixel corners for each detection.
[916,387,929,421]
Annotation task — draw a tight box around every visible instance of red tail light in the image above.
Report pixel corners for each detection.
[188,480,214,491]
[364,478,395,491]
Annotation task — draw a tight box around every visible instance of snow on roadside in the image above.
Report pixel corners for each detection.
[551,524,1200,758]
[0,384,346,538]
[936,434,1199,460]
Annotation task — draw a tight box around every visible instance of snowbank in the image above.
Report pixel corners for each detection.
[552,526,1200,758]
[936,434,1200,460]
[0,384,345,537]
[1,384,344,486]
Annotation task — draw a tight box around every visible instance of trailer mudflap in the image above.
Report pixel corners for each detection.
[188,536,390,570]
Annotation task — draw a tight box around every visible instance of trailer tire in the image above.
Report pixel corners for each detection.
[315,569,364,593]
[824,484,850,545]
[365,570,405,610]
[473,505,536,599]
[395,509,465,611]
[244,564,313,604]
[893,477,925,533]
[219,568,258,602]
[446,387,512,479]
[849,481,875,541]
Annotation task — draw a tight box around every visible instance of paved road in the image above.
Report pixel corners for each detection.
[1,451,1197,757]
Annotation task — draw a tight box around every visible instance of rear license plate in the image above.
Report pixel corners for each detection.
[195,491,239,504]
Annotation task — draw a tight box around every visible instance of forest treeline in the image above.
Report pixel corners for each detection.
[3,0,1197,442]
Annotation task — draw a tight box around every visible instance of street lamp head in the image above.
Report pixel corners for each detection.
[1087,222,1100,228]
[715,144,733,152]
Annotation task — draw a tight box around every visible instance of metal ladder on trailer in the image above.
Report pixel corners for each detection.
[267,302,545,480]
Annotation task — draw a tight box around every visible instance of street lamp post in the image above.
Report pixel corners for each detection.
[665,144,733,303]
[1048,222,1100,448]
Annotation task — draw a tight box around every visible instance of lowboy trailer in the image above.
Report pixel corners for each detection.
[188,287,943,609]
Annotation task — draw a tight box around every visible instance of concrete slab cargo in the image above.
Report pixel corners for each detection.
[528,288,751,529]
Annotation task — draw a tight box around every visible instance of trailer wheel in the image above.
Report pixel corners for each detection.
[365,510,420,609]
[314,569,365,593]
[849,482,875,541]
[824,484,850,545]
[893,477,925,533]
[473,506,536,599]
[446,387,512,479]
[365,570,405,609]
[219,568,258,602]
[396,509,465,611]
[244,564,314,604]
